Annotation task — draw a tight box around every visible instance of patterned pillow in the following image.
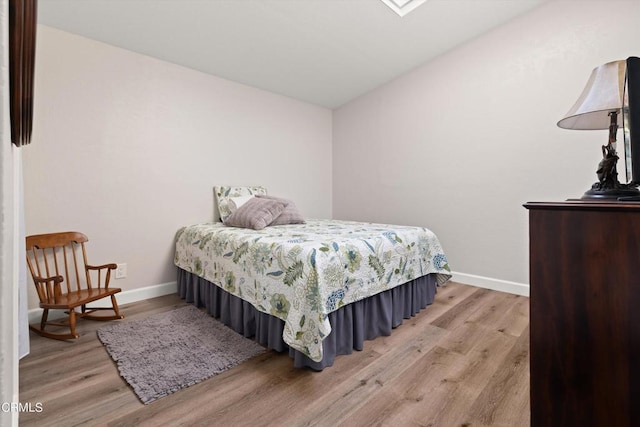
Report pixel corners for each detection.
[223,197,287,230]
[214,186,267,222]
[256,195,305,225]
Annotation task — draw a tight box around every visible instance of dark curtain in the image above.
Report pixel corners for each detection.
[9,0,37,147]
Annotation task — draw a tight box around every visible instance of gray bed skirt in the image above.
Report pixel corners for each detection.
[177,268,438,370]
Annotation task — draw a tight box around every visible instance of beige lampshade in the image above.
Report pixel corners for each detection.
[557,59,626,130]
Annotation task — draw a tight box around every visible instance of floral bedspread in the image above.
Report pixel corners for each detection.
[174,219,451,362]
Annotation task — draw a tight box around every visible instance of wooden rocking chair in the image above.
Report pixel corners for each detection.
[26,231,124,340]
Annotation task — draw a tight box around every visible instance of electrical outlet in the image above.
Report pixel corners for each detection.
[115,263,127,279]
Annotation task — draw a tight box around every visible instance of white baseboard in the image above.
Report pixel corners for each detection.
[114,281,178,306]
[28,281,178,324]
[450,271,529,297]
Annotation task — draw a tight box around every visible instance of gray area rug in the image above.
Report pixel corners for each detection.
[97,305,265,404]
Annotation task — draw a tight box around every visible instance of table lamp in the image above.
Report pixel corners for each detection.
[558,58,640,199]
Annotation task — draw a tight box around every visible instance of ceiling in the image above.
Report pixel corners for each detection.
[37,0,547,109]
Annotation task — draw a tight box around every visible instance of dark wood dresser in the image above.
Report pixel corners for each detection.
[524,201,640,426]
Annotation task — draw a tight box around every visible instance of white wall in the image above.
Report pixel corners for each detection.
[24,1,640,308]
[23,26,333,310]
[332,1,640,294]
[1,0,22,423]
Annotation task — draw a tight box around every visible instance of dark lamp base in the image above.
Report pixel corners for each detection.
[582,184,640,200]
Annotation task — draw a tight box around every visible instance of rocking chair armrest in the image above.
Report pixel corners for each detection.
[32,274,64,285]
[85,263,118,288]
[31,275,65,301]
[86,263,118,271]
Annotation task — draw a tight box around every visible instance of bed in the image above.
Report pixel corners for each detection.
[174,216,451,370]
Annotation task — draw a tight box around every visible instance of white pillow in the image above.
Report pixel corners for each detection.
[228,195,255,213]
[214,186,267,222]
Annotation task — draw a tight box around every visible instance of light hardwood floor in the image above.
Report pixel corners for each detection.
[19,281,530,426]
